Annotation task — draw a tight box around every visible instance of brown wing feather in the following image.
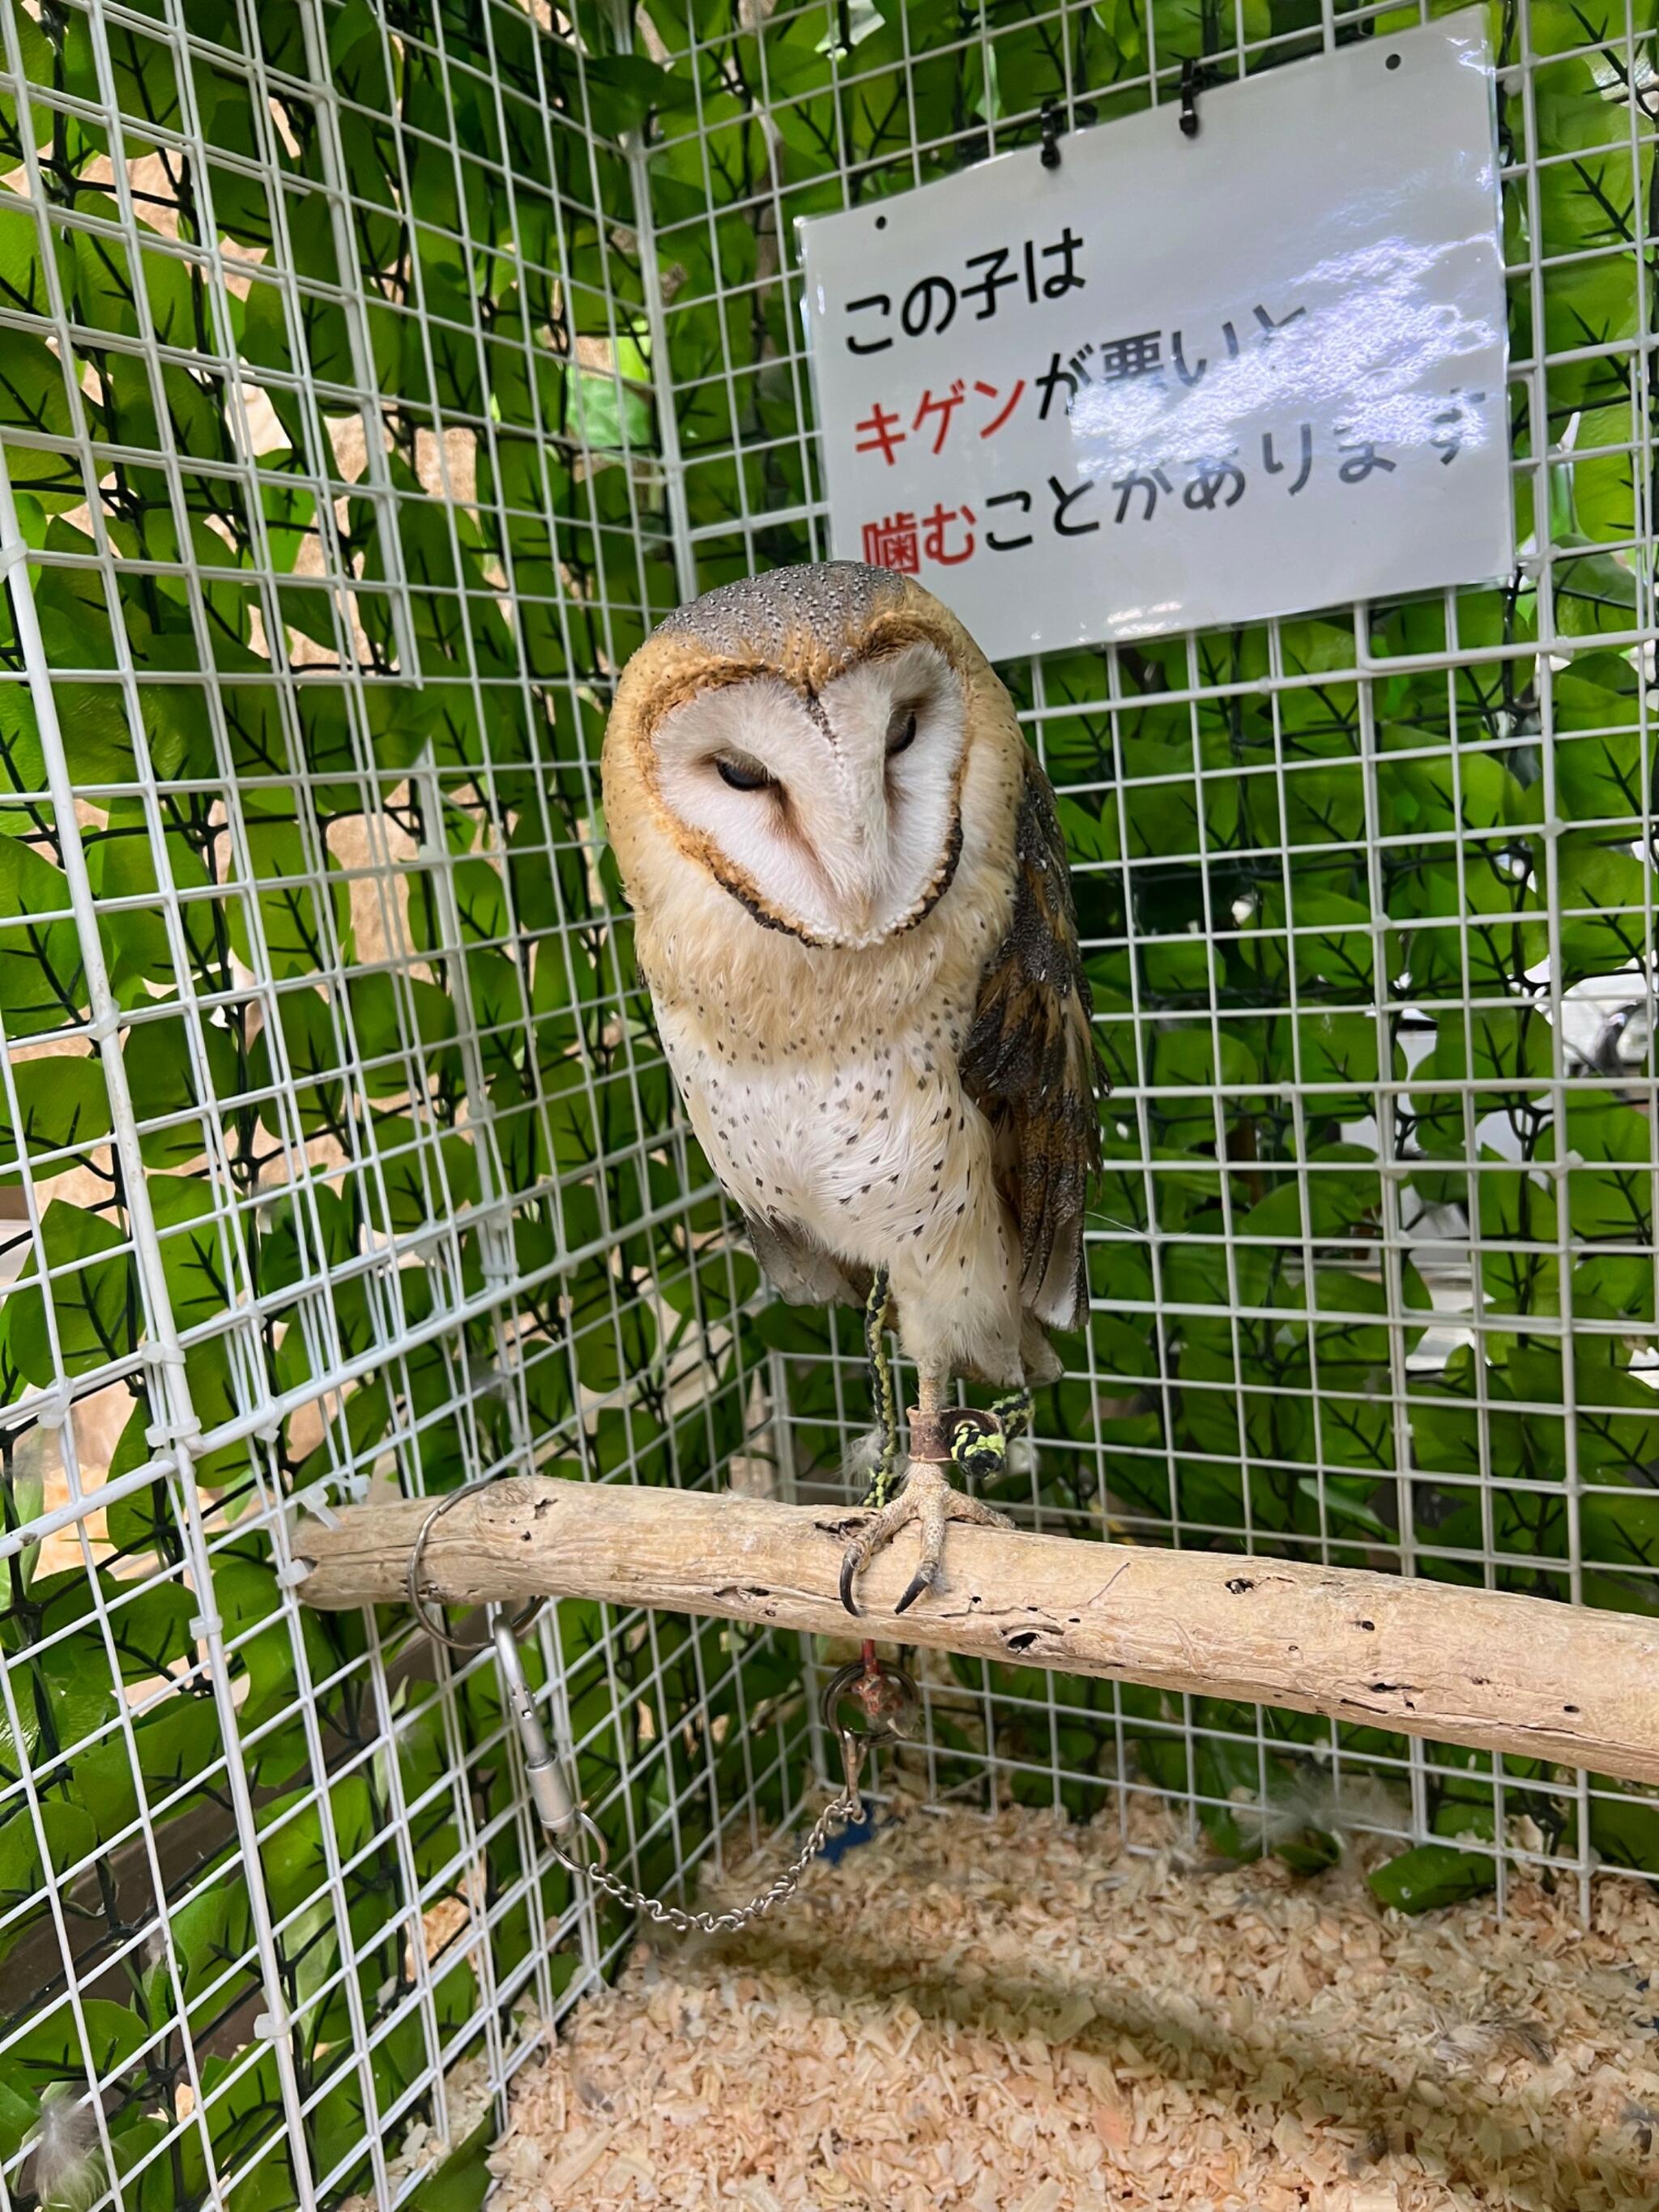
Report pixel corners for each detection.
[960,753,1104,1333]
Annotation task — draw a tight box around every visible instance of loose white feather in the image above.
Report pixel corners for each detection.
[28,2088,101,2210]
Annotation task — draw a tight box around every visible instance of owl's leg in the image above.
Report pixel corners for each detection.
[838,1368,1015,1617]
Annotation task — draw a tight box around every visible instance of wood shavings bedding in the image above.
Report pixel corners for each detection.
[488,1796,1659,2210]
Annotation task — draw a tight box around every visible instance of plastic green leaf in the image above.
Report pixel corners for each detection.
[0,1801,97,1917]
[0,331,73,438]
[248,987,346,1139]
[1368,1842,1497,1912]
[346,970,459,1097]
[357,1112,482,1231]
[0,830,87,1035]
[147,1174,241,1330]
[1540,839,1652,982]
[2,1995,149,2082]
[411,2115,495,2212]
[7,1201,135,1383]
[124,1010,238,1170]
[0,1052,111,1178]
[230,818,351,979]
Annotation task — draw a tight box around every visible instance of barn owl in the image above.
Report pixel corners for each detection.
[602,562,1102,1614]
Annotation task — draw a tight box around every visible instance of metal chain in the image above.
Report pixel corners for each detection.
[532,1655,916,1936]
[406,1505,919,1939]
[548,1772,868,1937]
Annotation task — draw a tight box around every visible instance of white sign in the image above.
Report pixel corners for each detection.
[798,13,1512,654]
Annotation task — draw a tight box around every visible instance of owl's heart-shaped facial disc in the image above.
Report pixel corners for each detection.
[650,637,967,948]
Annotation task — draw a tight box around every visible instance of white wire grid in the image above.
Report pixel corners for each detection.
[0,0,1657,2205]
[0,2,805,2208]
[641,0,1659,1912]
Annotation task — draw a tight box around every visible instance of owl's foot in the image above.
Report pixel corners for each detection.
[838,1459,1014,1618]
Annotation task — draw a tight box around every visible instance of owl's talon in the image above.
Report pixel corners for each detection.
[838,1549,862,1617]
[894,1561,937,1616]
[838,1460,1016,1617]
[838,1476,909,1616]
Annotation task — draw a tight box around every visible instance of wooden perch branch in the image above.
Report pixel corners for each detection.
[295,1477,1659,1788]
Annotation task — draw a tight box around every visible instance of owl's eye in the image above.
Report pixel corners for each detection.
[886,705,919,758]
[714,752,776,792]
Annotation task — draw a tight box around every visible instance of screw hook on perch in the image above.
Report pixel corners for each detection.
[406,1473,548,1650]
[823,1647,919,1747]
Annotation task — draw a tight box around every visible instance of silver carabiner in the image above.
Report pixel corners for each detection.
[490,1609,583,1843]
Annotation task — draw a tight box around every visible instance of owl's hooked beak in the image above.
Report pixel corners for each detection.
[843,836,889,940]
[820,759,895,942]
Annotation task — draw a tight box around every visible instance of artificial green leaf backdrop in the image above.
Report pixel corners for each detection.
[0,0,1655,2205]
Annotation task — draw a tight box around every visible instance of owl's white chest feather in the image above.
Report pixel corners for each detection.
[660,982,1022,1383]
[660,998,982,1255]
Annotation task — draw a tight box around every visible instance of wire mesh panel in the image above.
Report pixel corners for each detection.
[6,0,1659,2206]
[636,0,1659,1910]
[0,4,804,2209]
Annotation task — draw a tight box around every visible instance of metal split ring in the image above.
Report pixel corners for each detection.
[545,1804,610,1877]
[406,1475,547,1652]
[821,1654,919,1745]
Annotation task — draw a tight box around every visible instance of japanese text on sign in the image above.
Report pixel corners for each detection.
[799,12,1512,654]
[846,228,1085,351]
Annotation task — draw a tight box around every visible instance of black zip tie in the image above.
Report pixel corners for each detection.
[1179,59,1202,139]
[1039,98,1065,168]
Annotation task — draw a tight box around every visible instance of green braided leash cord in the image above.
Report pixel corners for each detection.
[861,1265,902,1508]
[948,1385,1033,1485]
[991,1385,1032,1441]
[860,1263,1033,1498]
